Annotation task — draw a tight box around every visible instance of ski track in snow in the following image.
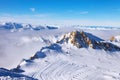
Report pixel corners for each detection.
[21,55,120,80]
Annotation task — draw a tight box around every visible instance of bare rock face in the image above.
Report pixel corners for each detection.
[68,31,93,48]
[110,36,115,42]
[57,31,120,51]
[110,35,120,42]
[57,31,102,48]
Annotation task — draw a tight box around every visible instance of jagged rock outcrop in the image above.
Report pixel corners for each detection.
[110,35,120,42]
[57,31,120,51]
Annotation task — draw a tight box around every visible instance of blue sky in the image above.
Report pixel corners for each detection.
[0,0,120,26]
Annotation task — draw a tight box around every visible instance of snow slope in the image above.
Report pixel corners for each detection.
[0,22,58,69]
[0,22,120,80]
[12,31,120,80]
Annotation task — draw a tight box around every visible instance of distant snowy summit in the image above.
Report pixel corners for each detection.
[0,22,120,32]
[0,22,58,32]
[73,25,120,30]
[110,35,120,42]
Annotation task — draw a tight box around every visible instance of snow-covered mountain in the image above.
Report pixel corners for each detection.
[0,23,120,80]
[10,31,120,80]
[0,22,58,32]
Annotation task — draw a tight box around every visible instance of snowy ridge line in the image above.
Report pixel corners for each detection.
[0,22,58,32]
[73,25,120,30]
[1,22,120,31]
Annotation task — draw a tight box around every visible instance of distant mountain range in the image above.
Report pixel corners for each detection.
[0,22,58,32]
[0,22,120,32]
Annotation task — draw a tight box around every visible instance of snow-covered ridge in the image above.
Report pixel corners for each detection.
[0,22,58,32]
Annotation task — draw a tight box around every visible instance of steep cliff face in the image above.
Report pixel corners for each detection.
[57,31,120,51]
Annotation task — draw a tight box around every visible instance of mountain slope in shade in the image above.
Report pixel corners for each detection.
[0,68,37,80]
[10,31,120,80]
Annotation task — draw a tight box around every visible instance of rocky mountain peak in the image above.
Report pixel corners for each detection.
[57,31,120,51]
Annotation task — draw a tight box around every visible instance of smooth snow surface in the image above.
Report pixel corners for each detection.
[0,22,120,80]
